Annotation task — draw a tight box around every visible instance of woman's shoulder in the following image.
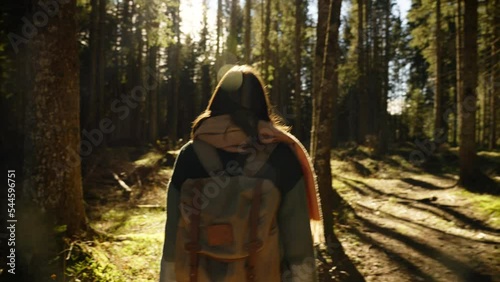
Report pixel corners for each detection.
[178,140,194,154]
[265,142,304,194]
[270,142,300,161]
[170,140,206,188]
[268,142,302,173]
[172,140,198,168]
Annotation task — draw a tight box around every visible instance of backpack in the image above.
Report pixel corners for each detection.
[174,140,281,282]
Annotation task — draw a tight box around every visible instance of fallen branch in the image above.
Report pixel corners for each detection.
[112,172,132,193]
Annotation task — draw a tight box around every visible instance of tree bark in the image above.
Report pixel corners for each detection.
[482,78,488,148]
[489,0,498,150]
[376,0,391,155]
[227,0,238,55]
[149,45,159,143]
[316,0,341,244]
[128,2,141,144]
[368,0,378,137]
[97,0,106,142]
[454,0,462,147]
[434,0,446,143]
[459,0,478,186]
[293,0,303,140]
[313,2,364,280]
[28,0,87,237]
[168,1,181,144]
[136,14,145,144]
[310,0,329,156]
[357,0,368,144]
[271,0,281,109]
[244,0,252,63]
[88,0,99,130]
[264,0,271,81]
[216,0,223,57]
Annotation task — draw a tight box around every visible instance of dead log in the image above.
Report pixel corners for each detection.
[112,172,132,193]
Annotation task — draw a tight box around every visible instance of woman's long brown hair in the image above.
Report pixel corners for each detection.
[191,65,287,140]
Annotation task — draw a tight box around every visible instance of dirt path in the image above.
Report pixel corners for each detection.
[333,168,500,282]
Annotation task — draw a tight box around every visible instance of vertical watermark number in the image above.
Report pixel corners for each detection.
[6,170,16,275]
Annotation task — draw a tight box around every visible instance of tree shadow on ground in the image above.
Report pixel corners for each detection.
[354,202,500,245]
[355,214,494,282]
[338,176,500,237]
[462,172,500,196]
[401,178,453,190]
[348,226,438,282]
[317,233,366,282]
[425,201,500,234]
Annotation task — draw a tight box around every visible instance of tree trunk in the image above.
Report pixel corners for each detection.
[200,1,211,111]
[315,0,337,239]
[489,0,498,150]
[454,0,462,147]
[28,0,87,237]
[227,0,238,55]
[310,0,329,156]
[459,0,478,186]
[97,0,106,143]
[376,0,391,155]
[490,71,497,149]
[216,0,223,57]
[313,1,364,280]
[88,0,99,130]
[127,2,140,144]
[482,79,489,148]
[271,0,281,109]
[357,0,368,144]
[149,45,159,143]
[293,0,303,140]
[136,15,145,144]
[244,0,252,63]
[174,13,181,143]
[168,1,181,144]
[434,0,446,143]
[264,0,271,81]
[368,0,378,137]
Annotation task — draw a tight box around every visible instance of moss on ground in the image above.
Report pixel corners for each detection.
[459,191,500,228]
[66,206,166,281]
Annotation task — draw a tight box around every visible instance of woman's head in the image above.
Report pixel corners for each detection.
[209,65,271,120]
[192,65,285,139]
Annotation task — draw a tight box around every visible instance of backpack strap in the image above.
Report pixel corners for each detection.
[192,140,225,175]
[243,143,277,177]
[185,180,203,282]
[245,180,264,281]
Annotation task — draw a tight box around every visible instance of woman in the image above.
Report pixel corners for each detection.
[159,65,320,282]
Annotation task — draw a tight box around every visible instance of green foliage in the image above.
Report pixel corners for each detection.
[403,87,432,138]
[460,191,500,228]
[54,225,68,234]
[64,205,166,281]
[66,242,124,282]
[404,0,497,146]
[408,0,454,78]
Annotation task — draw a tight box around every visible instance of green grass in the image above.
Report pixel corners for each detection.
[66,241,125,282]
[95,208,165,235]
[459,190,500,228]
[67,207,166,281]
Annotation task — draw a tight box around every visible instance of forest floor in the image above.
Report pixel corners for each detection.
[72,144,500,282]
[330,146,500,282]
